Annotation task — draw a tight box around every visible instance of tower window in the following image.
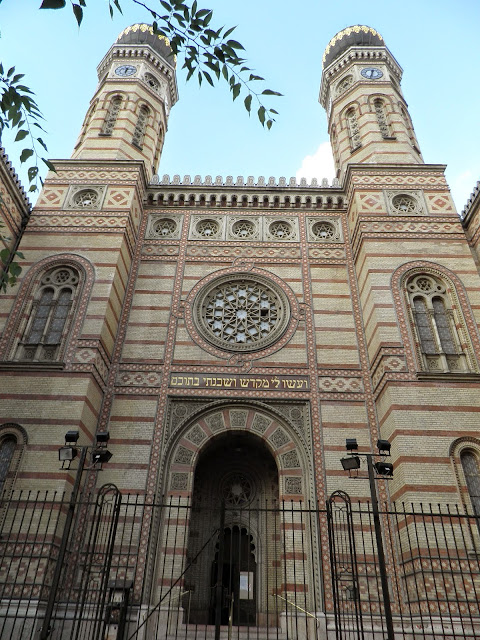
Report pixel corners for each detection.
[345,107,361,151]
[336,75,353,96]
[101,95,122,136]
[132,105,149,148]
[374,98,391,138]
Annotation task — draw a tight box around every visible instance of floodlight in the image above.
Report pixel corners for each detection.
[374,461,393,476]
[345,438,358,451]
[376,439,391,455]
[59,446,78,462]
[64,430,80,444]
[341,456,361,471]
[92,449,113,464]
[96,431,110,444]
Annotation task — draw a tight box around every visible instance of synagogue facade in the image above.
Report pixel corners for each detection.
[0,23,479,640]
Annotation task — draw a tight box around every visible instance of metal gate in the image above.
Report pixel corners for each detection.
[0,483,122,640]
[327,490,363,640]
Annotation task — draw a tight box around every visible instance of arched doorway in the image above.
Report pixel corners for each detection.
[185,431,278,626]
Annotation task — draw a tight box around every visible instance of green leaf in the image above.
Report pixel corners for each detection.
[262,89,283,96]
[11,74,25,84]
[203,71,214,86]
[232,83,241,101]
[244,94,252,114]
[9,263,21,277]
[258,106,266,126]
[195,8,210,17]
[15,251,25,259]
[223,26,237,38]
[72,2,83,24]
[222,64,229,81]
[249,74,265,82]
[269,109,279,115]
[266,120,273,130]
[226,39,245,50]
[42,158,56,172]
[198,71,203,86]
[28,166,39,181]
[14,129,29,142]
[0,249,9,264]
[6,67,15,78]
[20,148,34,163]
[39,0,66,8]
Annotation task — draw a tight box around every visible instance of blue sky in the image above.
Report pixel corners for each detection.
[1,0,480,211]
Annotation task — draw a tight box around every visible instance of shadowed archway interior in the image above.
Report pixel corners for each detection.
[185,431,279,626]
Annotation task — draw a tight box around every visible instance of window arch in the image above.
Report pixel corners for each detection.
[132,105,149,148]
[345,107,361,151]
[15,265,80,362]
[101,95,122,136]
[405,272,472,373]
[461,450,480,516]
[373,98,391,138]
[0,424,27,498]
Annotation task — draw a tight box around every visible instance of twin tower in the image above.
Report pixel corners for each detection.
[73,23,422,180]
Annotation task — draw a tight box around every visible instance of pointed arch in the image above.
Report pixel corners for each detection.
[0,423,27,498]
[132,104,150,148]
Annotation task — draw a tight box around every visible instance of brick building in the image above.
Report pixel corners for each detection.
[1,23,480,640]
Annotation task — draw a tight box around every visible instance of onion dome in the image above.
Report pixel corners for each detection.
[323,25,384,68]
[116,23,175,64]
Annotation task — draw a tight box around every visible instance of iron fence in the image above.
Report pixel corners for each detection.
[0,487,479,640]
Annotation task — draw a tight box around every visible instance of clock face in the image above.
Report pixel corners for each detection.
[361,67,383,80]
[115,65,137,77]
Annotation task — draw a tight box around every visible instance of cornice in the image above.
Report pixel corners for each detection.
[319,45,403,108]
[0,147,31,218]
[461,180,480,226]
[46,158,149,190]
[96,44,178,106]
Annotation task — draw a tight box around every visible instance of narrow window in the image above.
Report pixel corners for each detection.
[132,105,149,148]
[0,435,17,496]
[101,96,122,135]
[346,108,361,151]
[461,451,480,516]
[374,99,390,138]
[412,297,436,354]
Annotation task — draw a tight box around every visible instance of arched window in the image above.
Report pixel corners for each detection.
[406,273,468,373]
[0,435,16,496]
[373,98,391,138]
[0,425,26,498]
[75,100,97,148]
[460,451,480,516]
[345,107,361,151]
[101,95,122,136]
[132,105,149,148]
[16,266,80,362]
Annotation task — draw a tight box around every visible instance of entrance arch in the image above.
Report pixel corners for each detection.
[152,401,321,632]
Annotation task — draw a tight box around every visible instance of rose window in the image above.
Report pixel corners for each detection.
[72,189,99,208]
[196,219,220,238]
[392,194,420,214]
[232,219,255,239]
[153,218,176,237]
[407,275,444,295]
[194,273,290,352]
[269,220,293,239]
[221,472,254,506]
[312,221,336,240]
